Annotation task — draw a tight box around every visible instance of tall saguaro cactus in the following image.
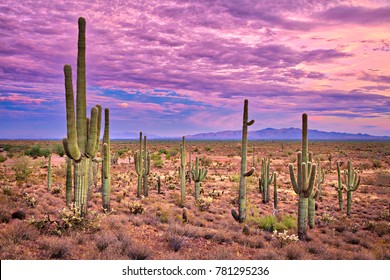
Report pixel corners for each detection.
[259,157,275,203]
[345,160,360,216]
[62,17,103,216]
[134,132,143,197]
[102,108,111,211]
[335,162,344,210]
[47,154,52,191]
[232,99,255,223]
[191,156,208,201]
[142,136,151,197]
[288,113,317,240]
[178,136,187,202]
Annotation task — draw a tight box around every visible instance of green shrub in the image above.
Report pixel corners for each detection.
[24,145,50,159]
[52,144,64,157]
[0,154,6,163]
[13,156,32,185]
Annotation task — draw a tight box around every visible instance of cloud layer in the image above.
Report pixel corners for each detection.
[0,0,389,138]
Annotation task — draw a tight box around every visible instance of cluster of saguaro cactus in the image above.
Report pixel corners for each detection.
[102,109,111,211]
[344,160,360,216]
[259,157,275,204]
[232,99,255,223]
[47,154,52,191]
[191,156,208,201]
[288,113,317,240]
[178,136,186,202]
[134,132,151,197]
[62,17,108,216]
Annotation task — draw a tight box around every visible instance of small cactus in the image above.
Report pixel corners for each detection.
[157,176,161,194]
[259,157,275,203]
[232,99,255,223]
[191,156,208,201]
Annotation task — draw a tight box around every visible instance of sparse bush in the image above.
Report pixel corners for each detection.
[39,238,72,259]
[24,145,50,159]
[13,156,32,185]
[196,197,213,211]
[127,201,145,214]
[0,154,7,163]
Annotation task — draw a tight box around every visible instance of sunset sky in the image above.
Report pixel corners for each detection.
[1,0,390,138]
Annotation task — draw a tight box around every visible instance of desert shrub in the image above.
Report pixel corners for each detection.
[39,238,72,259]
[0,154,6,163]
[116,148,129,157]
[166,232,186,252]
[1,221,38,244]
[52,144,64,157]
[13,156,32,185]
[24,145,50,159]
[284,243,306,260]
[200,156,212,167]
[2,186,12,196]
[248,214,297,232]
[151,153,163,168]
[51,186,61,194]
[372,159,382,168]
[320,212,335,224]
[272,230,299,247]
[22,192,36,208]
[376,171,390,187]
[127,201,145,214]
[195,197,213,211]
[95,231,117,252]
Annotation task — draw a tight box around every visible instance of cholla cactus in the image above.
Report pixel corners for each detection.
[232,99,255,223]
[272,230,299,248]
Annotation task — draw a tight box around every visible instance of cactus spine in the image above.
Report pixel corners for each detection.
[335,162,344,210]
[142,136,151,197]
[102,108,110,211]
[191,156,208,201]
[47,154,52,191]
[62,17,103,216]
[259,157,274,203]
[231,99,255,223]
[288,113,317,240]
[178,136,186,202]
[345,160,360,216]
[66,157,72,206]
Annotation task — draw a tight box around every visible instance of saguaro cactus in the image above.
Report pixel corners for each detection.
[231,99,255,223]
[345,160,360,216]
[134,132,143,197]
[191,156,208,201]
[288,113,317,240]
[335,162,344,210]
[259,157,275,203]
[178,136,187,202]
[47,154,52,191]
[102,108,111,211]
[142,136,151,197]
[62,17,103,216]
[316,159,325,198]
[273,173,278,211]
[66,157,72,206]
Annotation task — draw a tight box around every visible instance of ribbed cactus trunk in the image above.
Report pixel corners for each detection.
[102,108,110,211]
[66,157,72,206]
[289,113,317,240]
[178,136,186,202]
[231,99,255,223]
[345,160,360,216]
[47,154,52,191]
[62,18,103,216]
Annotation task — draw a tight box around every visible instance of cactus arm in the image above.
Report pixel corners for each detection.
[63,65,81,161]
[76,17,87,153]
[86,106,98,157]
[289,164,300,194]
[244,167,255,176]
[93,104,102,156]
[297,152,302,191]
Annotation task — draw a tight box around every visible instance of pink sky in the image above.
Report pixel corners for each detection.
[0,0,389,138]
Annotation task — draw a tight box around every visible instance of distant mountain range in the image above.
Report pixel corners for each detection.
[185,128,390,141]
